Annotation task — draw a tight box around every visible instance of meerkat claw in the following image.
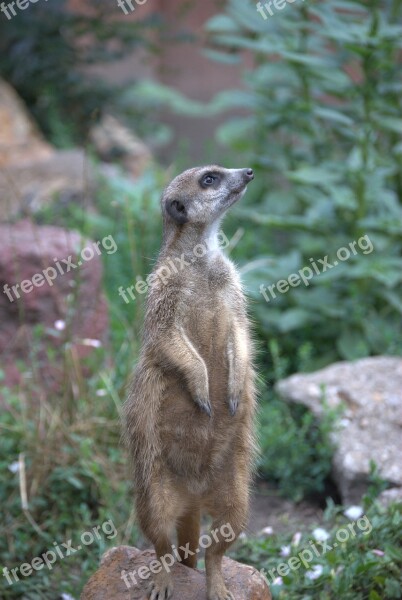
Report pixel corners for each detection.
[228,396,239,416]
[195,396,212,416]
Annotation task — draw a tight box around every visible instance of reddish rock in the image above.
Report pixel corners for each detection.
[0,219,109,389]
[81,546,271,600]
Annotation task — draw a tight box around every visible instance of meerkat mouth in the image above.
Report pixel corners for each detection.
[226,186,247,207]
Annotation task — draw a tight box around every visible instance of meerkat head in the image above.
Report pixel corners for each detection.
[161,165,254,228]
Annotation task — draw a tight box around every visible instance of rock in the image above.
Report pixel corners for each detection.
[81,546,271,600]
[275,357,402,504]
[0,219,108,390]
[0,78,94,221]
[89,114,152,178]
[0,149,95,220]
[0,78,53,168]
[378,488,402,508]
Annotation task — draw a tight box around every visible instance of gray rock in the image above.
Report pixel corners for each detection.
[275,357,402,504]
[0,78,94,221]
[378,488,402,508]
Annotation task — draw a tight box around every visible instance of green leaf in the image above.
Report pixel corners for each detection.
[276,308,312,333]
[337,329,370,360]
[202,49,241,64]
[287,166,341,185]
[313,107,354,126]
[204,14,239,34]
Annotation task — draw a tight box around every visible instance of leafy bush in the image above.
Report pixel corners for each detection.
[232,500,402,600]
[203,0,402,368]
[258,390,336,502]
[0,365,132,599]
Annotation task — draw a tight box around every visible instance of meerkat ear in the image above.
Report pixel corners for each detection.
[166,199,188,224]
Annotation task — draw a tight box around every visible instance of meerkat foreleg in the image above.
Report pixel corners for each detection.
[160,326,211,416]
[226,325,248,416]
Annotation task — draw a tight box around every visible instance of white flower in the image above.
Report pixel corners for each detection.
[312,527,330,542]
[81,338,102,348]
[54,320,66,331]
[273,576,283,586]
[238,532,247,540]
[8,461,20,473]
[292,531,302,547]
[280,545,291,557]
[260,526,274,536]
[96,389,107,397]
[61,594,76,600]
[305,565,323,580]
[344,505,364,520]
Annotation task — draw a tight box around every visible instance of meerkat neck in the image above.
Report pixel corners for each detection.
[162,220,223,258]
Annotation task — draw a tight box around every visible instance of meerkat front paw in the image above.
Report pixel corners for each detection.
[228,394,240,416]
[147,571,173,600]
[194,394,212,416]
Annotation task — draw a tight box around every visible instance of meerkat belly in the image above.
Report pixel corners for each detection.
[159,299,240,489]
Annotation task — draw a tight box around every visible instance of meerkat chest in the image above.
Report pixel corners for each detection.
[178,258,241,358]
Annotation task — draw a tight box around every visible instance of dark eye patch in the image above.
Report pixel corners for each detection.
[199,171,222,189]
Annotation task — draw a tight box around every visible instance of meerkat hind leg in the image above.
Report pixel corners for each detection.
[205,492,248,600]
[137,479,184,600]
[177,506,201,568]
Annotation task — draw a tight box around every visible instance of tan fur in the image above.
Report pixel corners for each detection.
[123,165,258,600]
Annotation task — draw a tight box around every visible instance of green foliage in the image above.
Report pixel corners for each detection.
[258,390,336,502]
[232,501,402,600]
[204,0,402,367]
[0,366,134,598]
[0,0,161,146]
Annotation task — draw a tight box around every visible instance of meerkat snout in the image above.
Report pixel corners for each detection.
[162,165,254,227]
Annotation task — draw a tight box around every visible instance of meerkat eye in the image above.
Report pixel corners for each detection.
[201,173,220,188]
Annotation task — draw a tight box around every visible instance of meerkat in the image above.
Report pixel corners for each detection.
[123,165,257,600]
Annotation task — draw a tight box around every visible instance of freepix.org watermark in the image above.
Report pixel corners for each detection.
[121,523,236,589]
[116,0,147,15]
[0,0,49,21]
[259,234,374,303]
[261,514,373,585]
[118,229,231,304]
[2,234,117,303]
[256,0,305,20]
[2,519,117,585]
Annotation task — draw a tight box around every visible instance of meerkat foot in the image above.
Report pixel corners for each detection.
[207,584,235,600]
[207,574,235,600]
[147,571,173,600]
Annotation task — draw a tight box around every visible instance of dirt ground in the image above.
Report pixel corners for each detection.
[247,480,324,537]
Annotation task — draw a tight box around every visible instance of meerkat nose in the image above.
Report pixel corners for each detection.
[244,168,254,181]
